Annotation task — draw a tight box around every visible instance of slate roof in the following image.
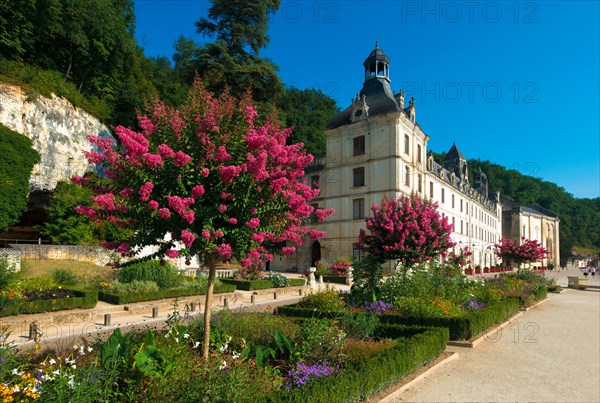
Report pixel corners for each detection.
[445,142,466,161]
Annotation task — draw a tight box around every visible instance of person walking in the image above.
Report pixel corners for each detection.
[591,266,596,276]
[582,266,589,276]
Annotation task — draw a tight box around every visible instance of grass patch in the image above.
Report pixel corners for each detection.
[16,260,111,286]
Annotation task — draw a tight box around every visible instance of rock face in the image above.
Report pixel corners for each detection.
[0,82,114,192]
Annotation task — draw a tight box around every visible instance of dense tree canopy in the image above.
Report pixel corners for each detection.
[0,124,40,232]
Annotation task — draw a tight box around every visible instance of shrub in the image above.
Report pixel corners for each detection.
[0,254,16,288]
[53,269,77,286]
[17,276,57,291]
[297,318,346,363]
[117,260,182,289]
[262,273,289,288]
[296,287,345,312]
[337,311,379,340]
[394,296,463,318]
[106,280,160,295]
[314,260,331,277]
[330,258,351,276]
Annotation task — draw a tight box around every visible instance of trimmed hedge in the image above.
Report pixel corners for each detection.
[0,288,98,317]
[321,276,347,284]
[98,284,236,305]
[220,278,306,291]
[276,297,522,340]
[266,325,449,402]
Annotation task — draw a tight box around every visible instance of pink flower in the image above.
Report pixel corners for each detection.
[75,205,95,217]
[201,230,211,239]
[182,209,195,224]
[148,200,159,210]
[173,151,192,167]
[142,153,164,168]
[167,196,186,214]
[215,243,232,260]
[139,182,154,202]
[246,218,260,228]
[116,243,131,256]
[119,188,134,198]
[218,204,227,213]
[251,232,266,243]
[214,230,224,238]
[215,145,231,161]
[201,168,210,177]
[92,193,117,210]
[219,165,242,183]
[228,218,238,225]
[158,208,171,220]
[181,230,195,248]
[192,185,205,198]
[314,208,334,222]
[158,144,175,158]
[281,246,296,255]
[165,249,179,259]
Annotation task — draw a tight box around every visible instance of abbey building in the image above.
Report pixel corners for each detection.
[271,44,558,272]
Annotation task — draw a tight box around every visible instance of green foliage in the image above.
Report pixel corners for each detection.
[337,311,380,340]
[40,181,133,245]
[101,327,133,371]
[134,329,173,377]
[297,318,346,363]
[97,282,236,305]
[296,287,345,312]
[52,269,76,286]
[106,280,160,295]
[17,275,57,291]
[1,288,98,317]
[220,277,305,290]
[117,260,182,289]
[0,124,40,232]
[279,87,339,156]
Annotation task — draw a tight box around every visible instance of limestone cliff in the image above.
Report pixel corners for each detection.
[0,82,114,191]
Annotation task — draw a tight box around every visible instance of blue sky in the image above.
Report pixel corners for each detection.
[134,0,599,199]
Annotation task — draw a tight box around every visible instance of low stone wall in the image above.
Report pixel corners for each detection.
[8,244,110,266]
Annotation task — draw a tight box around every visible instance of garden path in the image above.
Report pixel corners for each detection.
[392,270,600,403]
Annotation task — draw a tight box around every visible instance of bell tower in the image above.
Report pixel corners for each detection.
[363,41,391,83]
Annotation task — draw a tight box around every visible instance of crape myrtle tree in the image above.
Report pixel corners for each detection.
[494,237,548,271]
[74,80,333,359]
[354,195,455,299]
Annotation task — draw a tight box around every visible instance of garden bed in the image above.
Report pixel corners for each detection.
[98,283,236,304]
[0,288,98,317]
[220,278,305,291]
[275,296,523,341]
[320,275,347,284]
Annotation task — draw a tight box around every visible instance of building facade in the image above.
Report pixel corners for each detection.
[272,44,556,272]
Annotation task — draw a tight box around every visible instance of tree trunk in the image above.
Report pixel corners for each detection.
[202,253,217,360]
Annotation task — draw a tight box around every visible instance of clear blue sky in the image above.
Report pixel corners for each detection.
[134,0,599,199]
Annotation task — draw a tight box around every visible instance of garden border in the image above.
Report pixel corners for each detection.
[447,311,524,348]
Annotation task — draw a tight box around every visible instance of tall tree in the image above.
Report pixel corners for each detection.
[279,87,339,156]
[0,124,40,233]
[75,80,333,359]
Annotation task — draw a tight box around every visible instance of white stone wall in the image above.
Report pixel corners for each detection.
[0,82,115,192]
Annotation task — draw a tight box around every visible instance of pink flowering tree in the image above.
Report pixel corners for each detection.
[359,195,455,268]
[74,81,333,359]
[495,237,548,271]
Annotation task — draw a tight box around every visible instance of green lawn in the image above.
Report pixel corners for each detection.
[15,259,111,285]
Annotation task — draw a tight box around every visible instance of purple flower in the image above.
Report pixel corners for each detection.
[283,361,340,391]
[362,300,394,315]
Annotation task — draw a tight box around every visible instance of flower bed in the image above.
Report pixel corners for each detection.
[276,296,522,341]
[220,278,305,291]
[98,283,236,305]
[0,288,98,317]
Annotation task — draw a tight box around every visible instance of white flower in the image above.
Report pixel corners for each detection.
[165,333,169,338]
[71,364,77,369]
[218,360,227,370]
[194,341,200,348]
[232,351,240,360]
[42,374,52,381]
[53,370,60,376]
[12,368,23,376]
[183,333,190,339]
[87,346,93,352]
[175,337,179,343]
[48,358,56,365]
[13,385,20,393]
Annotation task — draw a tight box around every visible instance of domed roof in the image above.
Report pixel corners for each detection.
[363,41,390,67]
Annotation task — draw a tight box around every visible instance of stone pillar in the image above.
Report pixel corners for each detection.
[308,266,317,289]
[346,266,354,286]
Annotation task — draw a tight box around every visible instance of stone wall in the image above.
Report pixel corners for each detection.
[8,244,110,266]
[0,82,115,192]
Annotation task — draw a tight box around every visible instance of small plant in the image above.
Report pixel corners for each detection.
[330,258,351,276]
[53,269,77,286]
[338,311,380,339]
[297,318,346,362]
[297,287,345,312]
[106,280,160,295]
[361,300,394,315]
[283,361,340,391]
[314,261,331,277]
[462,296,485,311]
[262,272,289,288]
[0,254,16,289]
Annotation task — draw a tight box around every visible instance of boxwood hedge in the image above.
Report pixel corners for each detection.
[98,283,236,305]
[220,278,306,291]
[0,288,98,317]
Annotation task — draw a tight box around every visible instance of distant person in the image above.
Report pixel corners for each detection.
[591,266,596,276]
[582,266,589,276]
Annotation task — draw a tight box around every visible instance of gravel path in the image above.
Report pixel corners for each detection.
[396,281,600,402]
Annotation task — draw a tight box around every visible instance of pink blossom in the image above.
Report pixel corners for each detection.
[251,232,266,243]
[215,243,232,260]
[139,182,154,202]
[181,230,195,248]
[158,208,171,220]
[228,218,238,225]
[192,185,205,198]
[219,165,242,183]
[281,246,296,255]
[75,205,95,217]
[158,144,176,158]
[92,193,117,210]
[167,196,186,214]
[148,200,159,210]
[116,243,131,256]
[218,204,227,213]
[138,115,157,135]
[201,168,210,177]
[214,230,224,238]
[246,218,260,228]
[215,145,231,161]
[182,210,195,224]
[314,208,334,222]
[309,229,326,239]
[165,249,180,259]
[142,153,164,168]
[119,188,134,198]
[173,151,192,167]
[201,230,211,239]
